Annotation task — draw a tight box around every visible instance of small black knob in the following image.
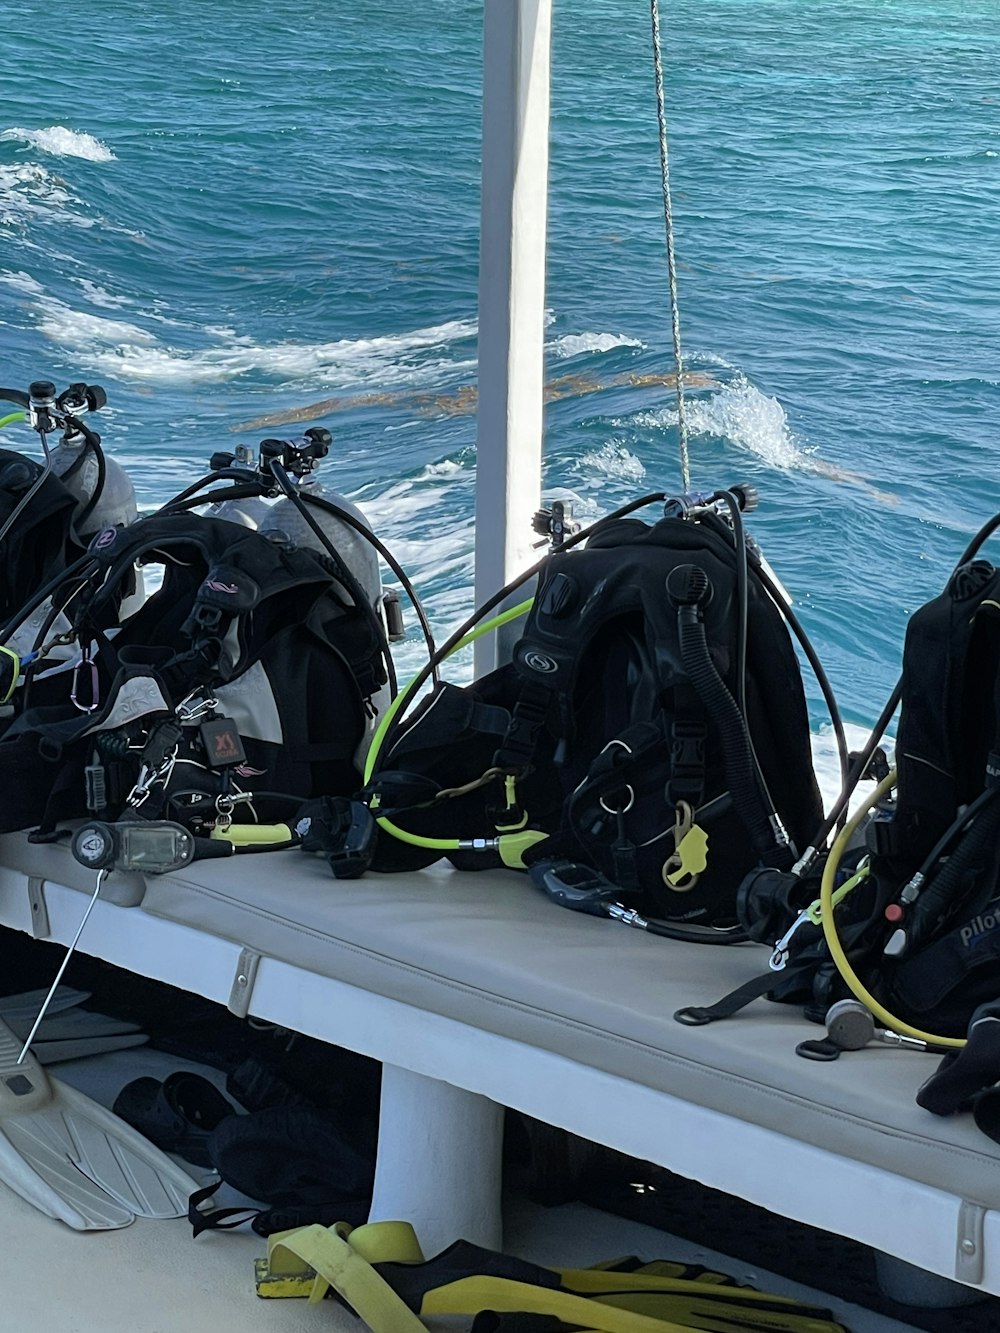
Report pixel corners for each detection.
[28,380,56,401]
[303,426,331,455]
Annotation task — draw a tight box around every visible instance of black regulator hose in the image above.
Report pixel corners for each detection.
[369,491,671,767]
[668,564,784,864]
[71,426,108,534]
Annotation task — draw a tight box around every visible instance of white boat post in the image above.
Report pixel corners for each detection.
[473,0,553,677]
[368,0,553,1255]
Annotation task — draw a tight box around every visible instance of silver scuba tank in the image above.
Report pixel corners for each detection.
[47,386,138,537]
[259,476,392,733]
[6,382,143,660]
[204,491,275,529]
[202,442,275,529]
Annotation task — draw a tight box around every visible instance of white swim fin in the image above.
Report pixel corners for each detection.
[0,1016,197,1230]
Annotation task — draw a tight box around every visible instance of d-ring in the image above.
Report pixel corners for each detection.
[598,739,635,814]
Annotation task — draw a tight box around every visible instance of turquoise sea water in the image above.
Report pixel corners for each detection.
[2,0,999,777]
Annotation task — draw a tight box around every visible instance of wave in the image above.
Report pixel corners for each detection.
[36,298,157,349]
[32,293,479,386]
[547,331,644,359]
[627,372,809,472]
[0,163,91,228]
[0,126,116,162]
[812,722,889,817]
[0,270,45,296]
[684,373,807,469]
[72,277,132,310]
[576,441,647,485]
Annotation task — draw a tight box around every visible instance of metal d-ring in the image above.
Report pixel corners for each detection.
[598,738,635,815]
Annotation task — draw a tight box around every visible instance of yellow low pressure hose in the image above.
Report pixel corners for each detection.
[819,768,965,1050]
[363,598,534,851]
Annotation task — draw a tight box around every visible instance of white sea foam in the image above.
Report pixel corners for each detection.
[576,441,647,484]
[685,374,805,468]
[631,373,807,471]
[36,298,157,348]
[547,331,644,359]
[811,721,889,816]
[72,277,130,309]
[1,126,116,162]
[0,163,89,227]
[421,458,467,478]
[0,270,45,295]
[35,309,479,386]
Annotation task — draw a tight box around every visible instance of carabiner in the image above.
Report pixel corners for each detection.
[70,650,100,714]
[769,907,812,972]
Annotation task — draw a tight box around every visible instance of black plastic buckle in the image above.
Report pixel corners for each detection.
[669,718,706,802]
[493,700,548,766]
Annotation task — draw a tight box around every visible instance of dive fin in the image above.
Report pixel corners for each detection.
[0,987,93,1024]
[0,1016,198,1230]
[261,1222,850,1333]
[0,987,147,1064]
[29,1032,150,1066]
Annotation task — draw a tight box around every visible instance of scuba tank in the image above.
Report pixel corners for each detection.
[196,430,394,761]
[205,493,274,529]
[202,442,276,530]
[256,442,392,745]
[2,380,143,661]
[45,382,139,536]
[259,479,384,614]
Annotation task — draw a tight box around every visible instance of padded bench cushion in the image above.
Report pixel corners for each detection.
[9,833,999,1209]
[137,848,1000,1210]
[0,830,145,907]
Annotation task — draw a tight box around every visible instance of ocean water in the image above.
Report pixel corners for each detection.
[2,0,999,794]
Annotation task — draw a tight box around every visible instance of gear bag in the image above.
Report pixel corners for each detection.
[0,512,389,836]
[712,543,1000,1038]
[366,505,823,926]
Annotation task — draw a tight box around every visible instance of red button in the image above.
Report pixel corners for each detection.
[885,904,904,923]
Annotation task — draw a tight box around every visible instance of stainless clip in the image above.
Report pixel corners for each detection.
[769,907,812,971]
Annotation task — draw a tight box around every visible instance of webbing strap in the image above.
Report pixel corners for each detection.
[667,685,706,807]
[673,969,787,1026]
[268,1222,426,1325]
[492,681,552,772]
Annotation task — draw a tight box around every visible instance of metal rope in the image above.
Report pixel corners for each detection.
[649,0,690,491]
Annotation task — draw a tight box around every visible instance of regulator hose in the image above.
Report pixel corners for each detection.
[670,566,784,865]
[820,769,966,1050]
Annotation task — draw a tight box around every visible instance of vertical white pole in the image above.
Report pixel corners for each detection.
[474,0,553,677]
[368,1064,505,1253]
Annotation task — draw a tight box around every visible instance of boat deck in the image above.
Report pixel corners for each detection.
[3,1176,932,1333]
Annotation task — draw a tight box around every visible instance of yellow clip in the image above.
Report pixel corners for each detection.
[0,645,21,705]
[210,822,293,846]
[494,773,528,832]
[661,802,707,891]
[806,861,870,924]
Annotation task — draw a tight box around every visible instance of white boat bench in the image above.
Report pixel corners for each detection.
[0,829,997,1303]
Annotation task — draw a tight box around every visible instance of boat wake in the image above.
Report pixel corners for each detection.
[0,126,116,162]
